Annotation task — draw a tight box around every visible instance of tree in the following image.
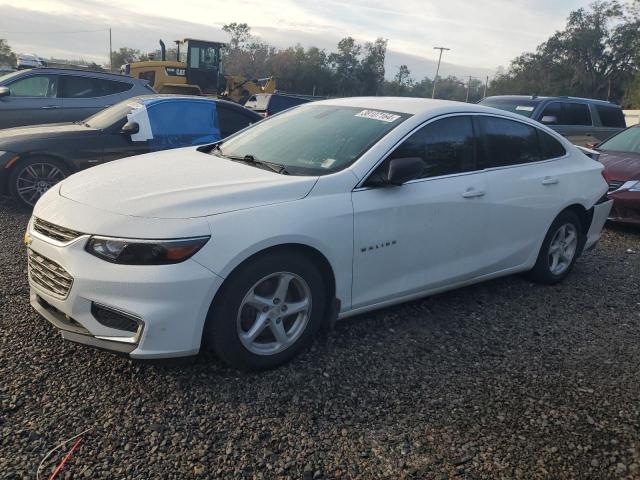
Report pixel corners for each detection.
[0,39,16,67]
[489,1,640,103]
[623,73,640,108]
[110,47,144,70]
[329,37,362,95]
[222,23,252,50]
[358,38,387,95]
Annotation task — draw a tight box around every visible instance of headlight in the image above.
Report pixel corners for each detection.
[629,181,640,192]
[85,236,210,265]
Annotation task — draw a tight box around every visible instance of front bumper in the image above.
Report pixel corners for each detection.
[27,224,224,359]
[608,190,640,226]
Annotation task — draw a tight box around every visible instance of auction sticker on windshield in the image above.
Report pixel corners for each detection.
[355,110,401,123]
[516,105,535,112]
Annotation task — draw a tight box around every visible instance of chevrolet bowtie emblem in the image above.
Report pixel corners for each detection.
[24,232,32,246]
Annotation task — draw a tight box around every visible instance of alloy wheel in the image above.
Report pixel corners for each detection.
[548,223,578,275]
[15,163,66,206]
[237,272,312,356]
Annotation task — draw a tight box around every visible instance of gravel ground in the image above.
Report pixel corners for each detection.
[1,196,639,480]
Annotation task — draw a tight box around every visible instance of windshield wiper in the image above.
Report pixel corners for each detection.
[218,151,289,175]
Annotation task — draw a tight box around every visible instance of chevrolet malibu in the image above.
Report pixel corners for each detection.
[26,97,612,370]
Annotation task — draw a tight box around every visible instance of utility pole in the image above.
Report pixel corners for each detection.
[431,46,450,99]
[466,75,472,103]
[109,28,113,72]
[483,75,489,99]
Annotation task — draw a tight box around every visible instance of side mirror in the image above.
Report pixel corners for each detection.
[0,86,10,98]
[541,115,558,125]
[121,121,139,135]
[385,157,424,186]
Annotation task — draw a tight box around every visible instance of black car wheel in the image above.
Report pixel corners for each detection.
[9,157,70,208]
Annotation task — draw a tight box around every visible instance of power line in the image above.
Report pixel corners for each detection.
[0,28,109,34]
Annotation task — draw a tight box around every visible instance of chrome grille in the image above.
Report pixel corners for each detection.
[28,249,73,299]
[33,217,82,243]
[608,180,624,192]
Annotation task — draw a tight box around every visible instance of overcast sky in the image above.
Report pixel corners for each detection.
[0,0,588,79]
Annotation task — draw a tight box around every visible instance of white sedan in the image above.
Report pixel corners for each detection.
[26,97,612,369]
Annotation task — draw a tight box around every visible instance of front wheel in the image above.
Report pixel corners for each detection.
[206,251,326,370]
[8,157,70,208]
[528,210,583,284]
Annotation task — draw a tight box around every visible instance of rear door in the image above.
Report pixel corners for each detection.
[58,75,127,122]
[352,115,491,309]
[477,115,569,270]
[0,73,61,128]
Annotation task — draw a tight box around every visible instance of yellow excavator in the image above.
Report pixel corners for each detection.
[124,39,276,104]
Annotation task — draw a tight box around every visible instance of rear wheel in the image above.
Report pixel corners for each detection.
[528,210,583,284]
[206,251,326,370]
[9,157,70,207]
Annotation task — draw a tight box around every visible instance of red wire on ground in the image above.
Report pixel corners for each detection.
[47,437,83,480]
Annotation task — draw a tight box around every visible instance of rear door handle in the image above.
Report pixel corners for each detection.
[462,188,485,198]
[41,105,59,109]
[542,176,559,185]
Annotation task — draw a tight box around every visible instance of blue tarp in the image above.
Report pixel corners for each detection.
[146,99,221,151]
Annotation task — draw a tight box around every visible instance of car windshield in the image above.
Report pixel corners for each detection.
[598,126,640,154]
[84,99,141,129]
[214,104,410,175]
[480,98,539,118]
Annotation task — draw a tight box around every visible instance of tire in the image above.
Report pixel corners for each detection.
[8,156,70,208]
[206,251,327,370]
[528,210,583,285]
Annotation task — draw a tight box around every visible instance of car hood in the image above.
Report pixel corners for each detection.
[59,148,319,219]
[599,150,640,181]
[0,122,97,144]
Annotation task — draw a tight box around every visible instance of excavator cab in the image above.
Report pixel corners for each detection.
[181,39,224,95]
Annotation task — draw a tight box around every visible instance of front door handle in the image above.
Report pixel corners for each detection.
[462,188,485,198]
[542,176,559,185]
[41,105,59,110]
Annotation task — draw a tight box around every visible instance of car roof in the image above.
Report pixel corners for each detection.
[483,95,620,107]
[315,96,513,116]
[10,67,138,81]
[126,95,261,116]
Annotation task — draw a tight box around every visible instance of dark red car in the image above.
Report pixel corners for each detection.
[595,125,640,225]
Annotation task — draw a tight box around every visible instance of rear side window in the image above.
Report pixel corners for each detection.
[561,103,592,126]
[596,105,625,128]
[388,116,475,178]
[478,116,541,168]
[8,75,57,97]
[59,76,122,98]
[109,80,133,94]
[218,106,256,137]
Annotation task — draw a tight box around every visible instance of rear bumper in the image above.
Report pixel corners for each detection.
[584,198,613,251]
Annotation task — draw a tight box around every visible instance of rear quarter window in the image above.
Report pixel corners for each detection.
[595,105,626,128]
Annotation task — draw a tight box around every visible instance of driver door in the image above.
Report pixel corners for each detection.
[351,115,491,309]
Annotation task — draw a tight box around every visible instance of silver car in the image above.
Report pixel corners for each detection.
[0,68,155,129]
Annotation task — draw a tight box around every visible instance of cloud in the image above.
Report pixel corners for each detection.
[0,0,588,79]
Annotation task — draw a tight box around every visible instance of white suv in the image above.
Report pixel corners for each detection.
[26,97,612,369]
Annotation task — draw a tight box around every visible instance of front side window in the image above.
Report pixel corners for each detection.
[387,116,475,178]
[85,99,139,129]
[189,46,218,70]
[478,116,541,168]
[59,76,117,98]
[8,75,57,97]
[598,126,640,154]
[215,105,409,175]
